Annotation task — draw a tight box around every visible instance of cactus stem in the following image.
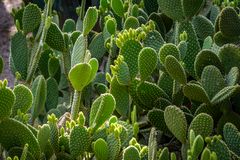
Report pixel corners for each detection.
[71,90,82,121]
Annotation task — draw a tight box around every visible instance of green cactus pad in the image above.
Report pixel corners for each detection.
[70,125,90,158]
[48,115,59,153]
[159,43,180,64]
[46,22,65,52]
[201,65,226,99]
[89,33,107,60]
[148,109,171,135]
[189,113,213,138]
[93,138,108,160]
[31,75,47,122]
[48,56,60,77]
[183,83,210,104]
[110,76,129,117]
[214,31,240,47]
[22,3,41,34]
[154,97,172,110]
[182,0,204,18]
[192,15,214,40]
[219,44,240,73]
[194,49,224,79]
[124,16,140,30]
[226,67,239,86]
[138,47,158,82]
[38,49,52,78]
[190,135,204,160]
[164,105,187,144]
[137,81,169,110]
[157,0,184,21]
[123,146,140,160]
[10,32,28,79]
[219,7,240,37]
[12,84,33,116]
[107,133,121,160]
[71,34,86,67]
[68,63,92,91]
[46,77,58,111]
[116,61,131,85]
[158,72,173,97]
[62,19,76,33]
[165,55,187,85]
[111,0,124,17]
[37,124,50,152]
[89,93,116,130]
[211,85,240,105]
[148,127,157,160]
[143,30,165,52]
[0,118,40,159]
[217,111,240,134]
[159,147,169,160]
[83,7,98,35]
[0,81,15,120]
[223,123,240,156]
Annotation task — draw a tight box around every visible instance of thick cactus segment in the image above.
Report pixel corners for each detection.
[89,33,106,60]
[219,7,240,37]
[0,81,15,120]
[219,44,240,73]
[138,47,158,82]
[93,138,109,160]
[12,84,33,116]
[68,63,91,91]
[157,0,184,21]
[22,3,41,34]
[71,34,86,67]
[46,77,58,111]
[48,56,60,77]
[158,72,173,97]
[70,125,90,158]
[148,128,157,160]
[137,82,169,110]
[31,75,47,121]
[165,55,187,85]
[192,15,214,40]
[189,113,213,138]
[83,7,98,35]
[111,0,124,17]
[46,22,65,52]
[190,134,204,160]
[194,50,224,79]
[182,0,204,18]
[110,76,129,117]
[226,67,239,86]
[211,85,240,105]
[107,133,121,160]
[223,123,240,156]
[37,124,50,153]
[10,32,28,79]
[120,40,142,79]
[143,30,165,52]
[183,83,210,104]
[124,16,140,30]
[159,43,180,64]
[89,93,116,130]
[0,118,40,159]
[164,105,187,144]
[178,21,201,78]
[123,146,140,160]
[201,65,226,99]
[62,19,76,33]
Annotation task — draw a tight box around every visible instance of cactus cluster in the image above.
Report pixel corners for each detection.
[1,0,240,159]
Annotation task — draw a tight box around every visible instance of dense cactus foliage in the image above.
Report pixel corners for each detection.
[1,0,240,159]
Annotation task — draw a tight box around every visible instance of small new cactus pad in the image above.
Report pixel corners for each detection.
[31,75,47,122]
[159,147,169,160]
[12,84,33,116]
[71,34,86,67]
[182,0,204,18]
[46,22,65,52]
[194,49,224,79]
[89,93,116,130]
[70,125,90,158]
[159,43,180,64]
[93,138,109,160]
[48,114,59,153]
[201,65,226,99]
[165,55,187,85]
[164,105,187,144]
[46,77,58,111]
[0,80,15,120]
[0,118,40,159]
[157,0,184,21]
[223,123,240,156]
[219,7,240,37]
[183,83,210,104]
[10,32,28,79]
[110,76,129,117]
[189,113,213,138]
[22,3,41,34]
[83,7,98,35]
[37,124,50,152]
[189,134,204,160]
[123,146,140,160]
[138,47,158,82]
[137,81,169,110]
[111,0,124,17]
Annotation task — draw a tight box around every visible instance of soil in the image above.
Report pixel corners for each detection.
[0,0,22,87]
